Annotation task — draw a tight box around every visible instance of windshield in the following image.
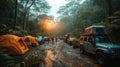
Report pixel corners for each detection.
[95,36,111,43]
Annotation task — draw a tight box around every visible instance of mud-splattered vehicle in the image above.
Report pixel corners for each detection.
[79,26,120,64]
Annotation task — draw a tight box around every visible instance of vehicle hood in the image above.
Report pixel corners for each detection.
[96,43,120,49]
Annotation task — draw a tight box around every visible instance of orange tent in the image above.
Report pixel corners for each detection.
[22,36,39,47]
[0,34,29,55]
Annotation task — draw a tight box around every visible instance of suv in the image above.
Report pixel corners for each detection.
[79,34,120,64]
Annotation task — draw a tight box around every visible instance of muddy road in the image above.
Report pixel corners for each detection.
[42,40,100,67]
[30,39,120,67]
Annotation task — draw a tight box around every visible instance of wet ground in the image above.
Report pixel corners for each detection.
[30,39,120,67]
[41,40,100,67]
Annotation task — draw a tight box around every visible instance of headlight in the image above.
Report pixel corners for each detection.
[106,47,114,53]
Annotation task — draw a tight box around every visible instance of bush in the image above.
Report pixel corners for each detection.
[71,39,80,48]
[24,52,45,67]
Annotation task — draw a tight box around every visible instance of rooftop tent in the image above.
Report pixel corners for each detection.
[84,25,106,35]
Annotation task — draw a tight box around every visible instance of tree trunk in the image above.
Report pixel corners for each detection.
[23,11,27,30]
[14,0,18,26]
[23,0,35,30]
[107,0,112,23]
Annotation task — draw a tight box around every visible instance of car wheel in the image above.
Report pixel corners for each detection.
[96,52,106,65]
[80,46,85,54]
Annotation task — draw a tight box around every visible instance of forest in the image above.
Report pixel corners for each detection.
[57,0,120,44]
[0,0,120,44]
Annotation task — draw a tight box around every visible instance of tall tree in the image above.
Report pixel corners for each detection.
[18,0,51,30]
[14,0,18,26]
[107,0,112,23]
[0,0,51,35]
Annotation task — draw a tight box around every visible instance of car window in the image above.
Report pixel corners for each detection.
[88,37,93,42]
[95,36,111,43]
[84,37,87,41]
[80,38,83,41]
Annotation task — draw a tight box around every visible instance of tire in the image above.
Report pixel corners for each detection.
[80,45,85,54]
[95,52,106,65]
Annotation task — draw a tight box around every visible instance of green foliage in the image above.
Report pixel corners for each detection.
[58,0,107,35]
[0,0,51,36]
[0,0,15,26]
[0,24,29,36]
[8,28,28,36]
[58,0,120,44]
[0,24,9,35]
[71,38,80,48]
[109,11,120,24]
[24,52,45,67]
[0,52,15,67]
[107,11,120,44]
[71,29,81,38]
[57,0,82,16]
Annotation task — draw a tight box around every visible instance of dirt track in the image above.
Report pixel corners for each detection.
[43,40,100,67]
[29,39,120,67]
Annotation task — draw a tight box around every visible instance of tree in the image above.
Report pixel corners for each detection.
[107,0,112,23]
[18,0,51,30]
[107,11,120,44]
[14,0,18,26]
[58,0,82,16]
[0,0,51,35]
[0,0,15,27]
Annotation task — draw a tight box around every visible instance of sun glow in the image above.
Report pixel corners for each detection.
[48,22,51,26]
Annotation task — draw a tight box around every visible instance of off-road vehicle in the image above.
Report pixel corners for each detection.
[79,26,120,64]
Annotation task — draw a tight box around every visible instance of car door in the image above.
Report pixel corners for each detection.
[87,37,96,54]
[82,37,88,51]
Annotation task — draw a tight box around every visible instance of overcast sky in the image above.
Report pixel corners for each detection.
[46,0,86,19]
[46,0,67,19]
